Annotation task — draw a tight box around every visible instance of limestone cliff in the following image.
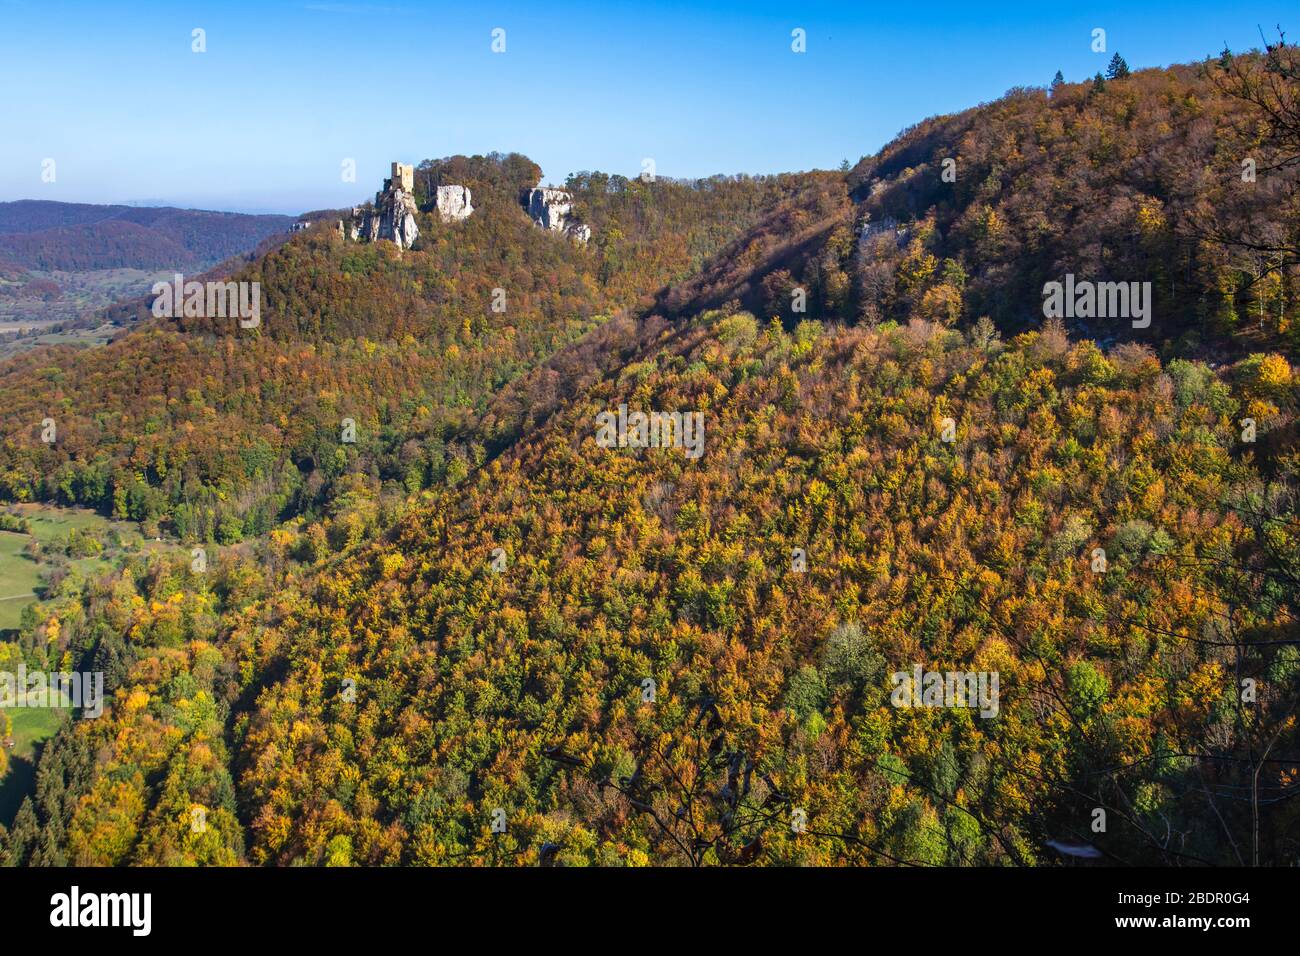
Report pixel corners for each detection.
[524,187,591,243]
[348,163,421,249]
[435,185,473,222]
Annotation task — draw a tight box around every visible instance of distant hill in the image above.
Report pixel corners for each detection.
[0,201,297,348]
[0,200,293,272]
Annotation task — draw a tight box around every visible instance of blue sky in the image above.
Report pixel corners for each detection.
[0,0,1292,213]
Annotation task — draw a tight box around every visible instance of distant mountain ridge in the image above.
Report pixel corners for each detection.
[0,200,293,272]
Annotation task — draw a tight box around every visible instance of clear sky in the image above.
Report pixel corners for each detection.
[0,0,1292,214]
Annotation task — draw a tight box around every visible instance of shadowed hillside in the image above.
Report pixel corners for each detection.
[659,57,1299,362]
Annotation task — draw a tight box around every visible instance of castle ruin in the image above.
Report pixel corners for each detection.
[391,162,414,193]
[343,161,473,248]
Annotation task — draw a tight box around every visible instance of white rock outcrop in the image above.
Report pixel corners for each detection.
[435,185,473,222]
[365,186,419,248]
[349,164,421,249]
[525,187,591,243]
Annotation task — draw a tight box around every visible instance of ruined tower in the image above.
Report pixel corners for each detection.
[391,162,414,193]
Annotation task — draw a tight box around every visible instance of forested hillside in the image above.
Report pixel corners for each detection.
[661,59,1299,362]
[1,45,1298,867]
[5,307,1296,865]
[0,156,817,540]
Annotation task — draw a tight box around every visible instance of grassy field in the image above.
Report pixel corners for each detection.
[19,502,139,543]
[0,531,45,631]
[0,503,177,632]
[1,693,71,824]
[7,703,68,761]
[0,503,174,822]
[0,322,117,359]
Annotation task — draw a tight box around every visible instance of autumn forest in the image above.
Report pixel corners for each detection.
[1,35,1298,877]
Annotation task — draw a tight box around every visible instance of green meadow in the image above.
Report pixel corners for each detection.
[0,502,178,631]
[1,692,72,823]
[0,503,178,822]
[0,531,43,631]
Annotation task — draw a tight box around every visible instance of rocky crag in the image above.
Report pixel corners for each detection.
[434,185,473,222]
[347,162,421,249]
[524,187,591,243]
[341,165,589,249]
